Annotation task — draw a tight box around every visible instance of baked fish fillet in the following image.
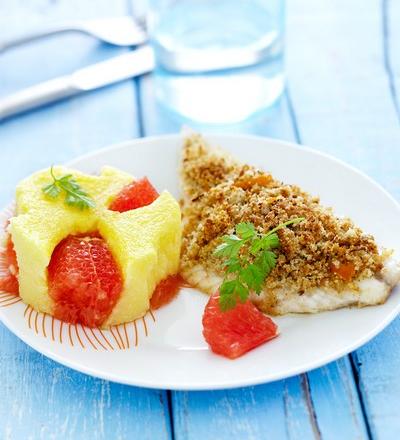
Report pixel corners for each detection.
[180,134,400,315]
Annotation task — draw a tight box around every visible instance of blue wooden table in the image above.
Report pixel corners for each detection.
[1,1,399,439]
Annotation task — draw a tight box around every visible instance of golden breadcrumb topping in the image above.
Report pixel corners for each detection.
[180,135,384,298]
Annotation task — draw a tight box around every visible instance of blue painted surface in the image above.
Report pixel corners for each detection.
[0,0,399,439]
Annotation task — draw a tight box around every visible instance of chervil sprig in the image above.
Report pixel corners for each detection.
[214,218,304,311]
[42,166,95,210]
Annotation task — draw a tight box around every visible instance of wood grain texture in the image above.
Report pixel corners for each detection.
[287,0,400,200]
[287,1,400,438]
[0,1,170,439]
[168,360,369,440]
[351,3,400,439]
[171,377,316,440]
[0,332,170,440]
[307,358,368,440]
[383,0,400,124]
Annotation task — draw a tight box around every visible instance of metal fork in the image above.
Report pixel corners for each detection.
[0,16,147,53]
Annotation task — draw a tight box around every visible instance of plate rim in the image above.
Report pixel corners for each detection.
[1,133,399,390]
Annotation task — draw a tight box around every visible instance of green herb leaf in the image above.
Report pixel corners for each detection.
[235,222,256,240]
[219,291,239,312]
[219,279,246,311]
[42,166,95,210]
[224,257,242,274]
[240,263,264,293]
[235,281,248,303]
[262,233,280,250]
[42,182,61,199]
[257,250,277,275]
[214,234,243,259]
[214,217,305,311]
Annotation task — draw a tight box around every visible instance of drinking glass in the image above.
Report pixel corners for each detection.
[147,0,285,124]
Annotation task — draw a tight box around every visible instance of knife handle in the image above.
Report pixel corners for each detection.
[0,76,78,120]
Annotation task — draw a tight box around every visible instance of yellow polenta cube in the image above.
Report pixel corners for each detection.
[8,166,182,327]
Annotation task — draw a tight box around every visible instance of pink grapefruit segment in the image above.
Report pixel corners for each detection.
[202,292,278,359]
[109,177,159,213]
[48,235,122,328]
[150,274,185,310]
[0,235,19,295]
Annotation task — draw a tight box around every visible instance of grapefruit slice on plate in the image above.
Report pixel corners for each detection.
[202,292,278,359]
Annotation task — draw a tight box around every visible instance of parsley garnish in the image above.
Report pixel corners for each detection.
[42,166,95,210]
[214,218,305,311]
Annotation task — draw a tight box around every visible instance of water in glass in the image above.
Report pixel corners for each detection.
[148,0,285,124]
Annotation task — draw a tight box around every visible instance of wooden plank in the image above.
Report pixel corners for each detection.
[170,360,369,440]
[0,1,170,439]
[353,2,400,437]
[384,0,400,124]
[171,377,316,440]
[352,324,400,440]
[139,71,368,440]
[0,340,170,440]
[307,358,368,440]
[287,0,400,438]
[286,0,400,199]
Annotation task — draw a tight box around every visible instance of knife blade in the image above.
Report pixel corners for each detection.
[0,45,155,121]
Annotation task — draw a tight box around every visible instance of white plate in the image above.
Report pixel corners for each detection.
[0,134,399,390]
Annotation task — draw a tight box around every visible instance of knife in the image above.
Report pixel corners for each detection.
[0,45,155,121]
